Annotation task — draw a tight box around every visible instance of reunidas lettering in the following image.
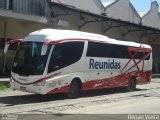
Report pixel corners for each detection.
[89,59,121,69]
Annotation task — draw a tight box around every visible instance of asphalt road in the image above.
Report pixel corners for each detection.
[0,79,160,120]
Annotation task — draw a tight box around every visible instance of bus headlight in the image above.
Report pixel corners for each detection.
[33,81,46,86]
[47,81,57,88]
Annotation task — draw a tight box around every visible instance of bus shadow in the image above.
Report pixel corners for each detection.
[0,88,146,106]
[80,87,145,98]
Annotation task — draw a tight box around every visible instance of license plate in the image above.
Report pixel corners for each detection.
[20,86,26,91]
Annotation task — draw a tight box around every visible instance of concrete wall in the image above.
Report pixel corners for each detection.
[51,0,104,15]
[142,1,160,30]
[104,0,141,24]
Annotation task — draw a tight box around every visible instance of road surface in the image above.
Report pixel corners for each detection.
[0,79,160,120]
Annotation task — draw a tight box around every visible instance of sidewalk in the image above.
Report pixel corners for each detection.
[0,78,10,82]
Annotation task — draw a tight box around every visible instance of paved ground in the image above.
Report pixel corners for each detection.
[0,79,160,120]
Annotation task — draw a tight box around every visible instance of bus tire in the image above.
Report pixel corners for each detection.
[67,79,81,99]
[126,77,136,92]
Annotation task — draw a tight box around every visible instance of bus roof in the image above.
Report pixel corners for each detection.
[23,29,151,49]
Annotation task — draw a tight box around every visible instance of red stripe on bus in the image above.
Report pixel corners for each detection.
[11,72,61,85]
[47,70,151,94]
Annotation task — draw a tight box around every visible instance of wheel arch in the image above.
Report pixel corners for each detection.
[130,75,137,84]
[70,77,83,90]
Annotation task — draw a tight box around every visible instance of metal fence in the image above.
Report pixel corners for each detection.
[0,0,5,9]
[0,0,52,17]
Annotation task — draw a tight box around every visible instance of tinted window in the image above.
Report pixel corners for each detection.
[145,52,150,60]
[87,42,151,60]
[130,51,150,60]
[48,42,84,73]
[87,42,130,59]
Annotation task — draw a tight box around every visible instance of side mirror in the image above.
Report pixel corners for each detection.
[41,44,48,55]
[4,43,10,54]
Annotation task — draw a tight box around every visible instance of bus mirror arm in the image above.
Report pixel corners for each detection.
[41,44,48,55]
[4,39,22,54]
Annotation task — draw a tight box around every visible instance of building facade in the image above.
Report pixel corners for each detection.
[0,0,160,75]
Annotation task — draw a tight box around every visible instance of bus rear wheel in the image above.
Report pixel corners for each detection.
[67,80,81,99]
[126,77,136,92]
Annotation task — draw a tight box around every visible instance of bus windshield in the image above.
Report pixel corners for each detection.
[12,42,51,75]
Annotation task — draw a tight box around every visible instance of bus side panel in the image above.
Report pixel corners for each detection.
[82,74,130,90]
[83,46,152,90]
[83,57,131,90]
[47,72,85,94]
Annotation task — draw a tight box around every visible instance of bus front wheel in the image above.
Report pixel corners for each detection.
[67,80,81,98]
[126,77,136,92]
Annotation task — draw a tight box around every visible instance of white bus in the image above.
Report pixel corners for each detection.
[10,29,152,98]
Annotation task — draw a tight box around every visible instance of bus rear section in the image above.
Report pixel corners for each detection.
[83,41,152,92]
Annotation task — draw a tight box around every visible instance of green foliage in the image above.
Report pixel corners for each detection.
[0,82,10,91]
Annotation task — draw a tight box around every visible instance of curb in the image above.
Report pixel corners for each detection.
[152,74,160,78]
[0,78,10,83]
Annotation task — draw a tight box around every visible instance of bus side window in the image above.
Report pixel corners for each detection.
[48,42,84,73]
[86,42,130,59]
[48,51,62,71]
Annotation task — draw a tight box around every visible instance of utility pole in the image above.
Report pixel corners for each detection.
[3,21,7,75]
